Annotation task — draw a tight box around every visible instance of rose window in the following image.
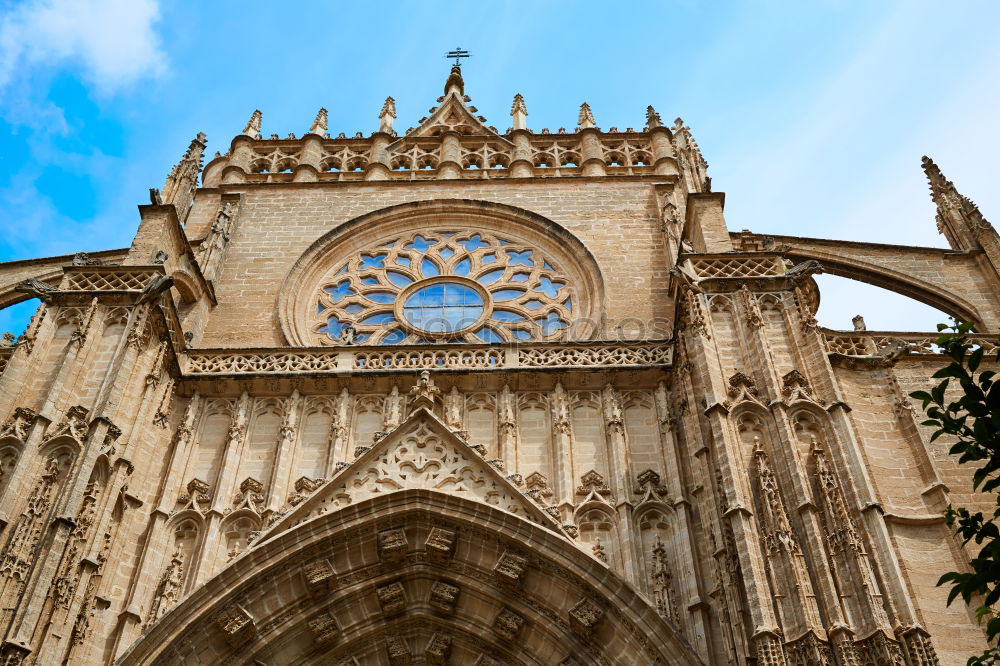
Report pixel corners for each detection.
[313,231,575,344]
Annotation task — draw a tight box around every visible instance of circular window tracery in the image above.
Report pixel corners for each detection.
[313,230,576,345]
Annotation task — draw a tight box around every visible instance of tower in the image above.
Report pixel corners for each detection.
[0,65,994,664]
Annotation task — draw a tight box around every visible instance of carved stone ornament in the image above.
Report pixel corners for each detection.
[494,549,529,589]
[287,475,323,506]
[177,478,211,512]
[376,581,406,615]
[302,558,336,596]
[781,369,813,402]
[576,469,614,504]
[425,526,456,563]
[634,469,669,503]
[307,612,339,645]
[385,634,411,665]
[428,580,460,614]
[378,528,408,563]
[725,371,762,406]
[214,603,254,647]
[569,598,604,636]
[425,632,453,665]
[43,405,90,444]
[232,477,265,513]
[493,607,526,640]
[0,407,36,441]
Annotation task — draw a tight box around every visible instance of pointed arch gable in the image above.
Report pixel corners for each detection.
[257,407,566,544]
[119,490,701,666]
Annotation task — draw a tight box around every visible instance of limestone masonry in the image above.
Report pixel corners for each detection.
[0,66,994,664]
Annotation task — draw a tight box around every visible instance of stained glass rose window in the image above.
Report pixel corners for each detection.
[313,231,575,344]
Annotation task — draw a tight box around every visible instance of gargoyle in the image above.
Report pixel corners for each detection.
[14,278,57,302]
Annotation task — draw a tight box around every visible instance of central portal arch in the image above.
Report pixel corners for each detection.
[119,488,701,665]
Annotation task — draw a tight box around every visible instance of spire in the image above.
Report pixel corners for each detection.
[645,105,663,130]
[161,132,206,219]
[308,108,328,136]
[444,65,464,97]
[671,117,710,191]
[379,97,397,134]
[577,102,596,130]
[922,155,992,249]
[242,110,262,139]
[510,93,528,131]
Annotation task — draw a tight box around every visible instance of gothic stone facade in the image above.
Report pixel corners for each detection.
[0,67,993,665]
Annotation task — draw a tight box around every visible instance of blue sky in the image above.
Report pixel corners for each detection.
[1,0,999,335]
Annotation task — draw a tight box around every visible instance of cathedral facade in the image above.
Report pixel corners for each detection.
[0,66,993,664]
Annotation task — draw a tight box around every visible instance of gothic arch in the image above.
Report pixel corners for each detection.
[276,199,607,346]
[120,490,700,665]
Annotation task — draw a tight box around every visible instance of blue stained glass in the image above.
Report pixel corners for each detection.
[439,247,455,260]
[535,277,563,298]
[361,276,379,286]
[343,304,364,314]
[563,297,572,310]
[511,273,530,282]
[506,250,533,267]
[396,255,412,267]
[477,269,505,286]
[524,299,544,310]
[421,258,440,277]
[324,281,355,302]
[317,303,324,315]
[513,329,532,340]
[481,253,496,264]
[536,312,568,335]
[319,316,345,338]
[386,271,413,287]
[360,254,387,269]
[460,234,488,252]
[492,289,525,302]
[359,313,396,326]
[402,283,484,334]
[440,232,455,237]
[354,333,370,343]
[454,258,471,276]
[335,264,349,275]
[364,292,397,304]
[543,260,554,270]
[476,327,503,343]
[404,235,433,252]
[382,329,407,344]
[491,310,526,323]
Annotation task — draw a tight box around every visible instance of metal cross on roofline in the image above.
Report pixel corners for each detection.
[445,48,470,66]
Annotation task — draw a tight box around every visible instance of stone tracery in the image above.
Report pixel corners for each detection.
[314,228,576,345]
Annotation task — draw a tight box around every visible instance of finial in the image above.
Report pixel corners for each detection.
[645,105,663,130]
[242,110,262,139]
[510,93,528,131]
[577,102,596,130]
[308,108,328,135]
[922,155,992,238]
[444,65,465,96]
[379,96,397,134]
[672,117,685,132]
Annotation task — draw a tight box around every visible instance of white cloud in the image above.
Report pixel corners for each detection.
[0,0,165,93]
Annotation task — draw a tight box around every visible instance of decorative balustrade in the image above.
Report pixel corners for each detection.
[688,254,786,279]
[204,131,667,186]
[61,268,162,292]
[824,330,1000,357]
[184,340,673,376]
